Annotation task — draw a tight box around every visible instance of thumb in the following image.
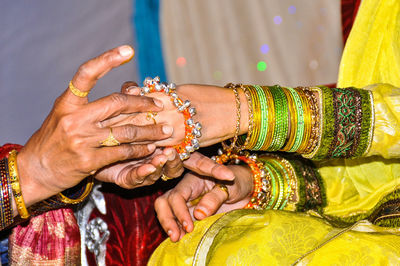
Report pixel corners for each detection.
[183,152,235,181]
[62,45,135,105]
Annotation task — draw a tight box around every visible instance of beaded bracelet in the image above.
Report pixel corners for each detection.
[0,158,13,229]
[140,77,201,160]
[8,150,29,219]
[213,150,273,210]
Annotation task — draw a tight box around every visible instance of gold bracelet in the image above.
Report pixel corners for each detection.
[223,83,241,152]
[281,87,297,151]
[57,176,94,204]
[237,85,254,150]
[8,150,30,219]
[69,81,90,98]
[247,86,261,149]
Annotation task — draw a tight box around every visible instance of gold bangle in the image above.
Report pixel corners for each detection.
[69,81,90,98]
[58,176,94,204]
[241,85,254,149]
[247,86,261,149]
[281,87,297,151]
[8,150,30,219]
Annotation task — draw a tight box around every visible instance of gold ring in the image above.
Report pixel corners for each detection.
[69,81,90,97]
[214,183,229,198]
[146,112,158,125]
[100,128,120,147]
[161,174,174,181]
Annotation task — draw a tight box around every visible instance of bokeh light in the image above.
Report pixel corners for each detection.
[213,70,222,80]
[260,44,270,54]
[176,57,186,67]
[257,61,267,71]
[288,5,296,14]
[273,16,282,25]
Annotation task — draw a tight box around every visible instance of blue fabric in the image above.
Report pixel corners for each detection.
[0,235,8,265]
[133,0,167,82]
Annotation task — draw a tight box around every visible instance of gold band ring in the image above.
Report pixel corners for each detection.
[146,111,158,125]
[69,81,90,97]
[161,174,174,181]
[100,128,120,147]
[214,183,229,198]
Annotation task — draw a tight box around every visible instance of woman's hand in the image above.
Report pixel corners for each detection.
[17,45,173,209]
[107,82,250,148]
[154,154,253,242]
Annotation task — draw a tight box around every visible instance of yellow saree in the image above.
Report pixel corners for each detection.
[149,0,400,264]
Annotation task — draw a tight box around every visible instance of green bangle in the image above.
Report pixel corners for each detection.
[269,158,291,210]
[287,87,305,152]
[260,161,277,209]
[253,85,269,150]
[269,86,289,151]
[263,161,284,210]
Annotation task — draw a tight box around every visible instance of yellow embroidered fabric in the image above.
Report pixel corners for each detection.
[149,0,400,264]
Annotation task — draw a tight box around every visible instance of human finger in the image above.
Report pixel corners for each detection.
[184,152,235,181]
[64,45,135,105]
[193,184,229,220]
[87,93,164,122]
[155,193,184,242]
[94,144,156,168]
[96,124,173,146]
[162,148,184,179]
[121,81,140,95]
[167,188,195,234]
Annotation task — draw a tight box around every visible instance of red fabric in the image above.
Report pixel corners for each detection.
[341,0,362,45]
[0,143,22,158]
[86,184,167,266]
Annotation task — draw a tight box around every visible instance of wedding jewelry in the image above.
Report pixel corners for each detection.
[100,128,120,147]
[141,77,202,160]
[214,183,229,198]
[69,81,90,97]
[161,174,174,181]
[146,111,158,125]
[8,150,30,219]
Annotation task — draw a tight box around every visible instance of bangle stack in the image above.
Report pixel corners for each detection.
[231,85,321,155]
[140,77,202,160]
[0,150,94,223]
[213,150,298,211]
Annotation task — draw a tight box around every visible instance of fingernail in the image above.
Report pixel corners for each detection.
[194,208,207,220]
[167,151,176,161]
[153,98,163,108]
[159,157,167,166]
[148,166,156,174]
[182,221,188,232]
[119,45,134,57]
[162,125,173,135]
[167,230,172,236]
[126,86,140,95]
[147,144,156,152]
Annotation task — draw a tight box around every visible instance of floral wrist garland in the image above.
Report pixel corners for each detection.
[141,77,202,160]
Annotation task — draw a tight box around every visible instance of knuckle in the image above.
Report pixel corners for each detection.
[121,125,137,141]
[109,93,127,106]
[77,63,95,81]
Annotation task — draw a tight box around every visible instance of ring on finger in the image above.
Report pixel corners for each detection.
[69,80,90,97]
[100,127,120,147]
[161,173,175,181]
[214,183,229,198]
[146,111,158,125]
